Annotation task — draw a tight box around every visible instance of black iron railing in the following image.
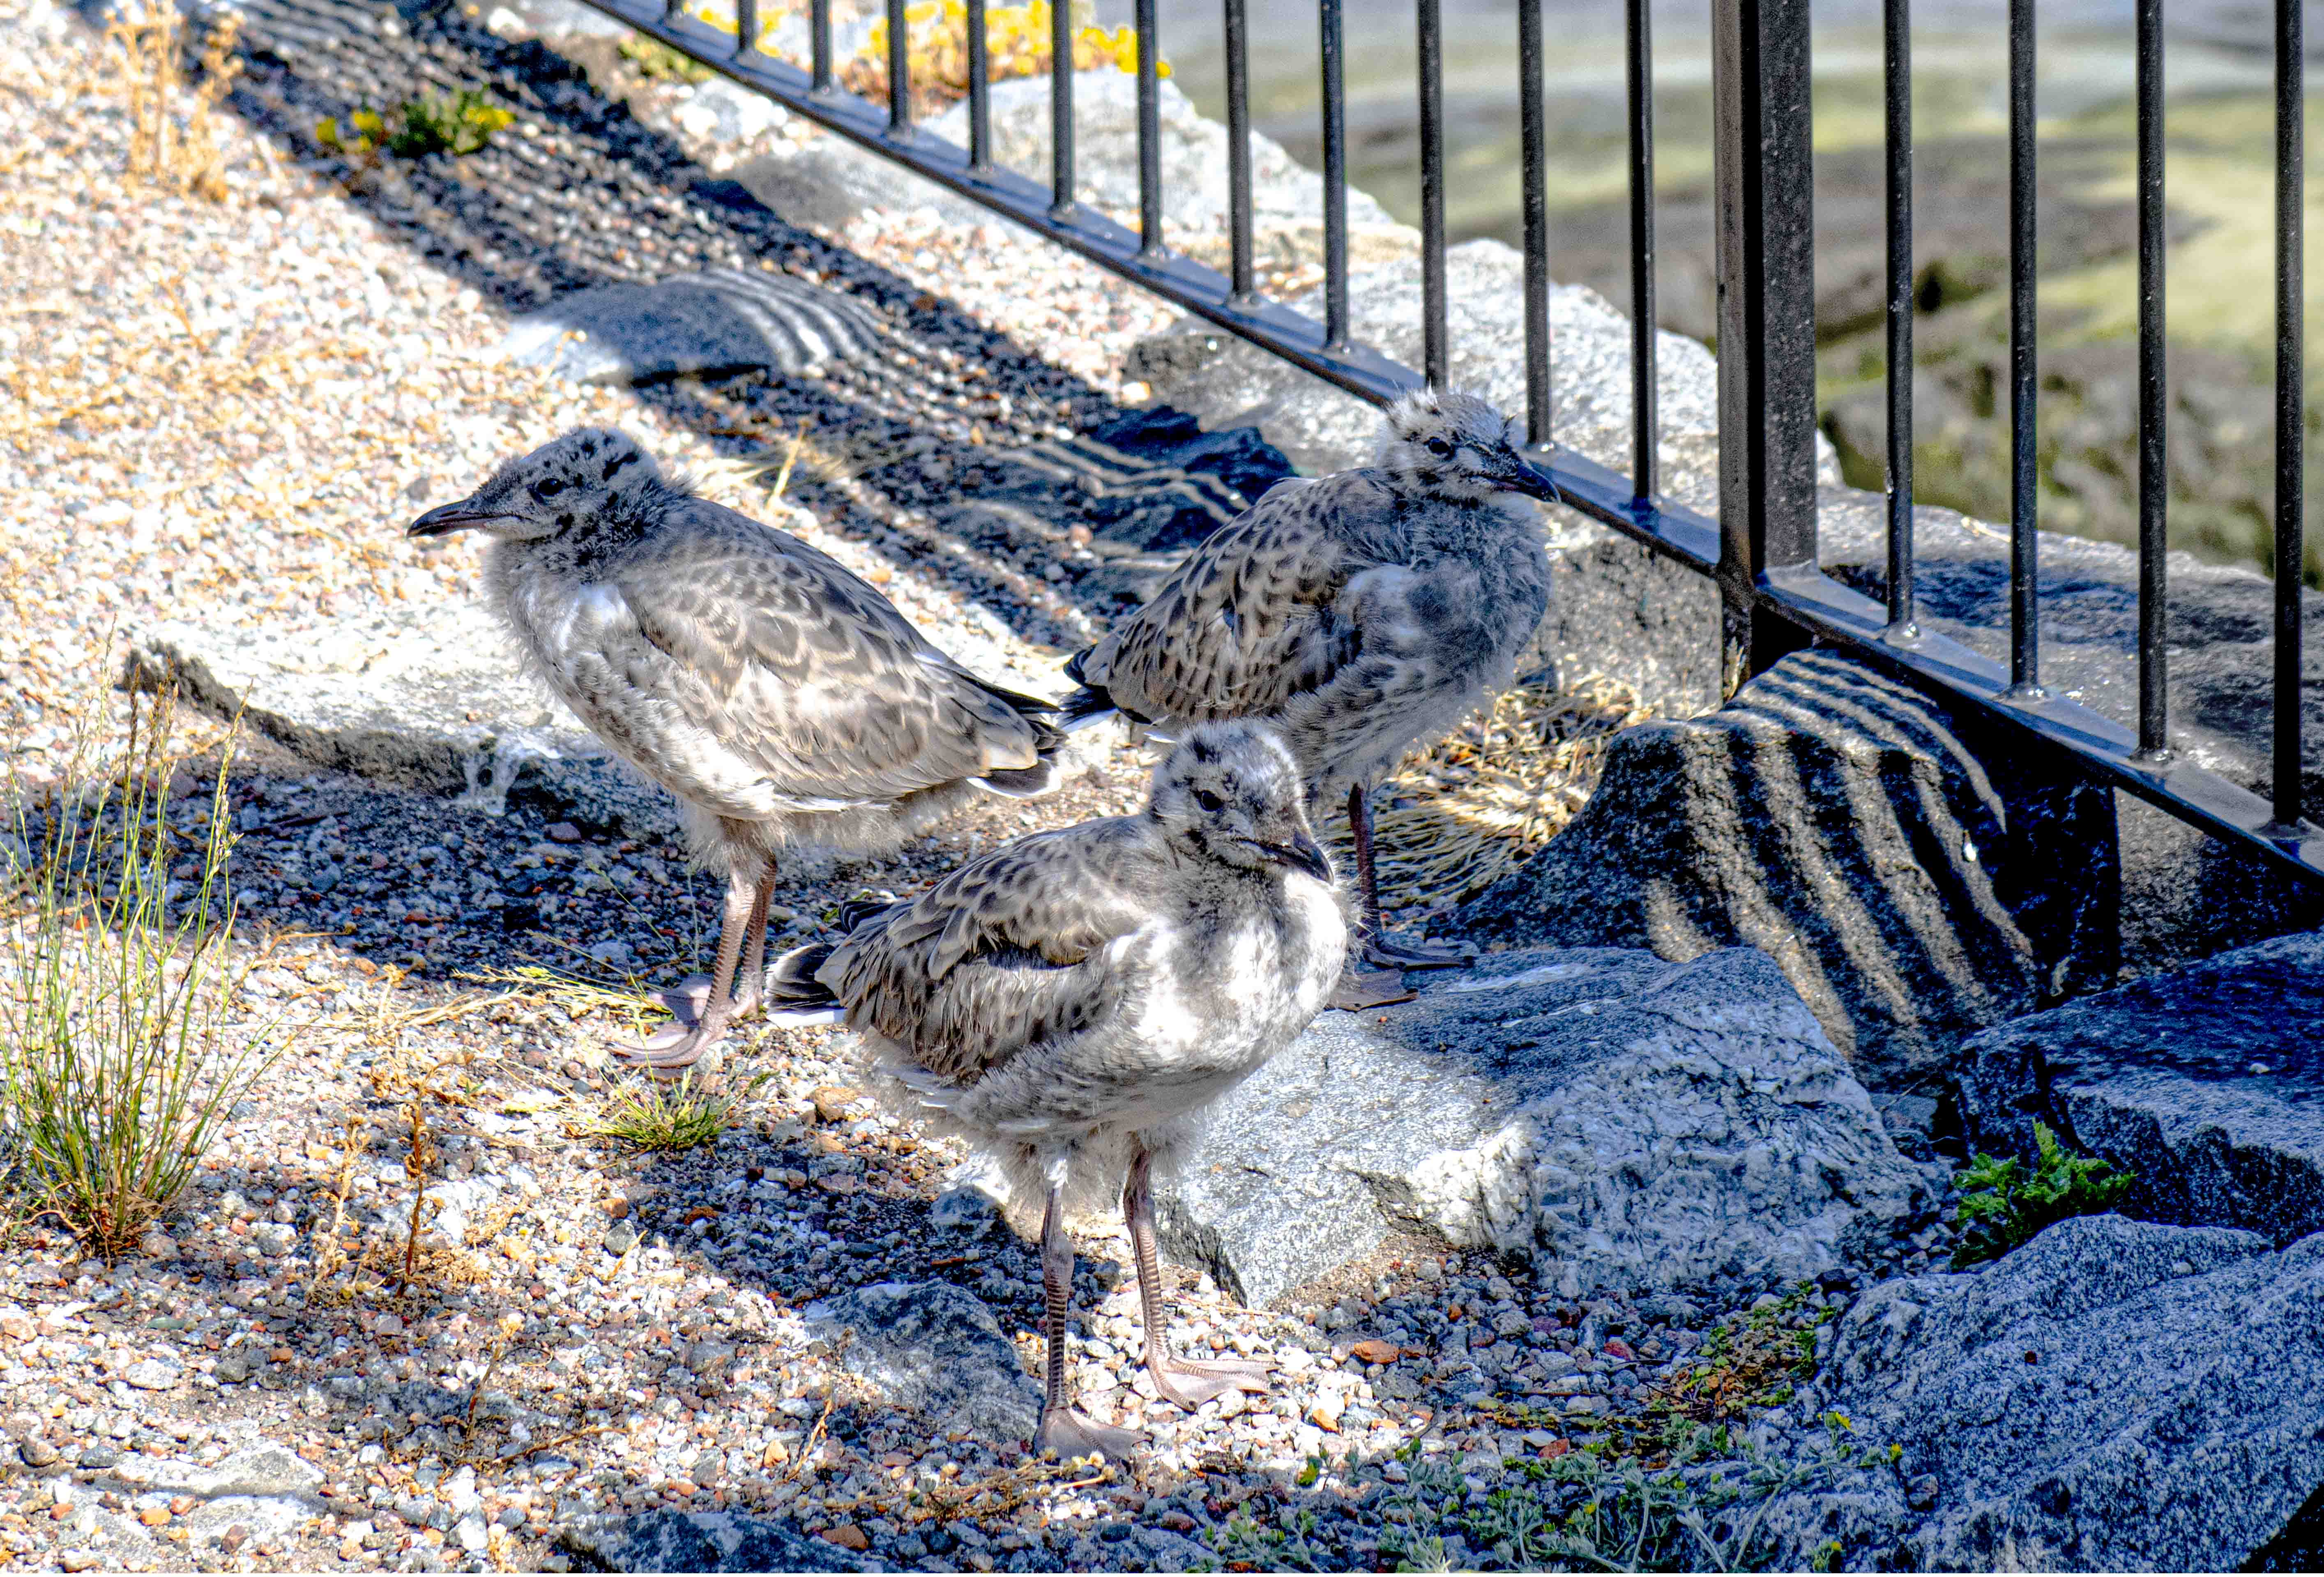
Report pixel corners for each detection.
[563,0,2324,885]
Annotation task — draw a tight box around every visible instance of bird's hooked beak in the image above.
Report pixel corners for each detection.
[1258,832,1333,884]
[1492,449,1565,504]
[407,500,513,538]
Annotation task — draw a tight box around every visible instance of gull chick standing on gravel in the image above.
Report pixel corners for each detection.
[765,721,1343,1459]
[1060,389,1558,995]
[409,427,1062,1071]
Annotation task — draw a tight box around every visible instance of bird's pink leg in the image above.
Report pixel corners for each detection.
[614,866,756,1072]
[727,862,776,1018]
[1124,1143,1270,1411]
[1035,1174,1143,1461]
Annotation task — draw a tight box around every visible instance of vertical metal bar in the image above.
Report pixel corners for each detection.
[1224,0,1256,302]
[734,0,756,59]
[1625,0,1658,500]
[1136,0,1164,256]
[2276,0,2307,825]
[811,0,832,93]
[1883,0,1916,633]
[886,0,910,134]
[1710,0,1819,688]
[1320,0,1350,348]
[2135,0,2167,754]
[967,0,993,170]
[1518,0,1551,445]
[662,0,679,23]
[1051,0,1076,216]
[1418,0,1448,387]
[2006,0,2041,694]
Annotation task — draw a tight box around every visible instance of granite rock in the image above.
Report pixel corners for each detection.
[1952,929,2324,1246]
[558,1508,870,1572]
[497,266,888,386]
[1464,649,2122,1094]
[1156,945,1923,1308]
[922,75,1406,257]
[1779,1214,2324,1571]
[124,603,684,840]
[799,1281,1041,1441]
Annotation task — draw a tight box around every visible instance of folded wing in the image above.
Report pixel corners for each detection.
[823,819,1163,1080]
[561,500,1058,816]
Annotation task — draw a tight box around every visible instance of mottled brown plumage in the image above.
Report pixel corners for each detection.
[769,723,1346,1458]
[1064,389,1557,976]
[409,426,1061,1069]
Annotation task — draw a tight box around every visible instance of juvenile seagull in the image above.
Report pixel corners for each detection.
[1060,389,1557,983]
[409,427,1063,1071]
[767,721,1345,1459]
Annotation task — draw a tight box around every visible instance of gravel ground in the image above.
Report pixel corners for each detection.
[0,2,1957,1571]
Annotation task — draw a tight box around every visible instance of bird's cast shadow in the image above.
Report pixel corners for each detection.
[200,0,1256,649]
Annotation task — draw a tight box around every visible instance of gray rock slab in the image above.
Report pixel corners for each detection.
[733,70,1407,246]
[922,75,1402,246]
[1952,929,2324,1246]
[93,1443,322,1554]
[498,267,889,386]
[558,1508,869,1572]
[1128,238,1723,486]
[1463,649,2121,1095]
[799,1280,1041,1441]
[124,605,683,840]
[1156,945,1923,1308]
[1793,1213,2324,1571]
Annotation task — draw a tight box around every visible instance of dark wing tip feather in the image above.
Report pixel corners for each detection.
[833,899,893,935]
[974,761,1055,797]
[1058,685,1121,731]
[766,942,840,1011]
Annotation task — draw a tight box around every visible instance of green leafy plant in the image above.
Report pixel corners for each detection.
[316,90,513,159]
[578,1071,761,1153]
[1373,1414,1896,1573]
[0,692,281,1255]
[1952,1121,2134,1265]
[1661,1282,1832,1422]
[619,33,713,81]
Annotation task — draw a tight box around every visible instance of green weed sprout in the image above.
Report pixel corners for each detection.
[1952,1121,2133,1266]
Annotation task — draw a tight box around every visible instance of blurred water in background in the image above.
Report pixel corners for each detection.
[1094,0,2324,582]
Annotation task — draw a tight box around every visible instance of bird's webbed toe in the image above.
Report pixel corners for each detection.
[1036,1407,1145,1462]
[1330,966,1419,1011]
[1360,932,1476,970]
[1146,1355,1273,1411]
[611,1020,724,1074]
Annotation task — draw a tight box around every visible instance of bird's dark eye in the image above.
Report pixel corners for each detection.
[532,478,567,500]
[1193,788,1226,813]
[1424,437,1454,458]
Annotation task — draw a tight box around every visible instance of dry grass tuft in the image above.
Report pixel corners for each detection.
[1367,673,1654,915]
[101,3,242,201]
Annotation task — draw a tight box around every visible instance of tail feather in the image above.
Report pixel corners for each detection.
[1059,684,1122,732]
[764,942,845,1025]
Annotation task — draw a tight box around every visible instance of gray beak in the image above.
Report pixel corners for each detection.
[407,501,508,538]
[1496,453,1564,504]
[1265,832,1334,884]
